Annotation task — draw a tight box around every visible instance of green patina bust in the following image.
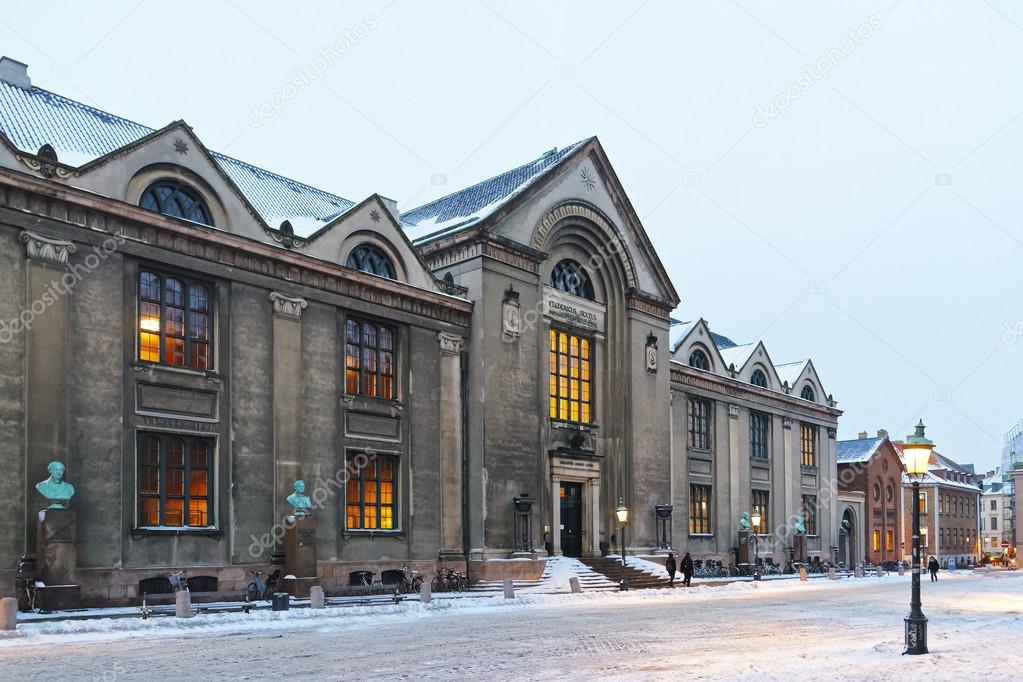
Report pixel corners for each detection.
[738,512,751,531]
[35,461,75,509]
[286,480,312,517]
[794,515,806,534]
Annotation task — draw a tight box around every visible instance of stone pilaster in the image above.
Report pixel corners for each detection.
[437,332,464,558]
[20,230,75,550]
[270,292,306,524]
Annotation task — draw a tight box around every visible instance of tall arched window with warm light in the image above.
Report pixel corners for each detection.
[138,269,211,369]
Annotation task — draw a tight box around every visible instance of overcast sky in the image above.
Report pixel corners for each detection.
[3,0,1021,471]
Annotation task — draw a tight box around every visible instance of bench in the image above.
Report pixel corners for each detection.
[139,589,251,618]
[324,584,402,606]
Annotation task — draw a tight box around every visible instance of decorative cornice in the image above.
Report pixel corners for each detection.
[269,291,308,319]
[419,228,546,275]
[19,230,76,266]
[437,331,465,355]
[0,169,472,328]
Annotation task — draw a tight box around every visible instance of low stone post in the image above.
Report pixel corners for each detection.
[569,577,582,594]
[854,564,864,578]
[503,579,515,599]
[798,567,807,581]
[175,590,192,618]
[898,563,905,576]
[419,582,431,603]
[828,567,837,580]
[309,586,325,609]
[0,597,17,630]
[876,566,884,578]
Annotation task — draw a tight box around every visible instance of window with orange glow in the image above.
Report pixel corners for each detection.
[345,318,395,399]
[345,453,397,530]
[872,529,881,552]
[885,529,894,552]
[800,424,817,467]
[548,329,592,423]
[137,432,212,528]
[138,269,210,369]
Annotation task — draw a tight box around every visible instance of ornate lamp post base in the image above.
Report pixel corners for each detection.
[904,612,928,655]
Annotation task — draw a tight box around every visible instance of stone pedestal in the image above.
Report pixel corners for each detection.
[793,534,807,564]
[283,516,319,597]
[737,530,751,565]
[35,509,81,609]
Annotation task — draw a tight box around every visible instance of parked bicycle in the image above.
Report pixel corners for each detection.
[430,568,469,592]
[397,565,425,594]
[245,569,280,602]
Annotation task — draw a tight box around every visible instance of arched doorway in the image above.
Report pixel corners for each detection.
[839,508,856,567]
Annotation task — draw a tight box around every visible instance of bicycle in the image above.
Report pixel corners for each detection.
[398,566,424,594]
[431,568,468,592]
[245,569,280,602]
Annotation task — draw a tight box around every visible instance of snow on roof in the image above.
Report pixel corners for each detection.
[718,343,756,371]
[400,141,587,243]
[774,360,807,387]
[836,437,885,464]
[0,80,356,232]
[902,470,981,493]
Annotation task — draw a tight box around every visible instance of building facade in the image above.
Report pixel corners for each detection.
[980,469,1012,559]
[836,432,904,566]
[0,57,840,604]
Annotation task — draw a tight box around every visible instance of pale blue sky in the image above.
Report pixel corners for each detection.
[3,0,1021,470]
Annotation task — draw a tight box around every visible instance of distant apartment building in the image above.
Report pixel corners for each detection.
[981,469,1012,557]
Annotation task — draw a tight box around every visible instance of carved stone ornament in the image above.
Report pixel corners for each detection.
[827,428,837,439]
[645,332,658,373]
[437,331,464,355]
[20,230,77,266]
[268,291,307,319]
[502,286,521,339]
[17,144,76,179]
[783,417,794,430]
[728,404,740,418]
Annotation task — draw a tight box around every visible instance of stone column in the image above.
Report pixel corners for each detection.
[551,474,561,555]
[437,332,464,558]
[269,293,306,524]
[20,231,75,550]
[588,476,600,557]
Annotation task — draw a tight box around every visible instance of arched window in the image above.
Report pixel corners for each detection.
[688,348,710,371]
[550,260,594,299]
[800,385,815,401]
[346,244,396,279]
[751,369,768,387]
[140,181,213,226]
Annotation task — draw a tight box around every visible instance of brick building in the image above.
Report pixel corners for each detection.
[836,431,903,566]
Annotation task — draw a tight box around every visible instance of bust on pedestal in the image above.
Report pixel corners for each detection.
[282,480,320,597]
[34,461,82,610]
[793,515,807,564]
[736,513,752,566]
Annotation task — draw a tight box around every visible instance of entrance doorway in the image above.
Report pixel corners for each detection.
[560,482,583,557]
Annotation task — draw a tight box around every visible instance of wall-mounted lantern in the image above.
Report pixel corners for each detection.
[655,504,673,549]
[513,494,535,552]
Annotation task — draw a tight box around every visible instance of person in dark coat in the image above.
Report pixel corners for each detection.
[681,552,694,587]
[664,552,677,587]
[927,556,939,582]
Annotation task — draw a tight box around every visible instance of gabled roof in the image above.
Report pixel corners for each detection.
[718,343,756,373]
[774,360,808,388]
[669,320,736,354]
[0,79,356,235]
[400,141,587,243]
[836,437,885,464]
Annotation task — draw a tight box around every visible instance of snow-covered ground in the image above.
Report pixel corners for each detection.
[0,569,1019,680]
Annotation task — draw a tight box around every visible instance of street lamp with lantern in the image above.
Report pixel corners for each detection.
[616,498,630,591]
[903,419,933,656]
[751,509,762,581]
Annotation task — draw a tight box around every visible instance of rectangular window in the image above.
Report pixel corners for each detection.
[991,500,997,511]
[886,529,894,552]
[751,489,770,533]
[345,318,395,399]
[345,452,397,530]
[548,329,592,423]
[801,494,818,535]
[918,491,927,513]
[872,529,881,552]
[687,398,711,450]
[137,432,213,528]
[138,269,211,369]
[749,412,769,460]
[992,517,998,530]
[689,484,711,535]
[800,424,817,467]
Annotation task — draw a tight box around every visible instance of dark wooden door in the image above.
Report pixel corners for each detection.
[560,482,583,557]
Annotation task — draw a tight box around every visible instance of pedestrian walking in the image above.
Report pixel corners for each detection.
[927,555,939,582]
[681,552,694,587]
[665,552,677,587]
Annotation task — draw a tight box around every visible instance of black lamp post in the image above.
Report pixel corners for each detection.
[513,494,535,553]
[751,510,762,581]
[903,420,933,656]
[616,498,629,591]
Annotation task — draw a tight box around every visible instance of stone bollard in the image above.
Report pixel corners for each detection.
[898,563,906,576]
[0,597,17,630]
[419,581,431,603]
[799,567,807,582]
[503,579,515,599]
[569,576,582,594]
[855,565,864,578]
[309,586,325,609]
[876,566,884,578]
[175,590,192,618]
[828,567,837,580]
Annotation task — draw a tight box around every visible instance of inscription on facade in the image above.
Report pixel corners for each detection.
[543,286,605,332]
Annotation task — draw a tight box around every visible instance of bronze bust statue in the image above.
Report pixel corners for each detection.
[35,461,75,509]
[287,480,312,517]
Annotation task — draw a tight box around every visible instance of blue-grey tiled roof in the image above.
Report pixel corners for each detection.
[0,80,355,235]
[400,140,588,243]
[836,437,884,463]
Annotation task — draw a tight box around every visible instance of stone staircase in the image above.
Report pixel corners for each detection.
[578,556,675,590]
[468,556,618,594]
